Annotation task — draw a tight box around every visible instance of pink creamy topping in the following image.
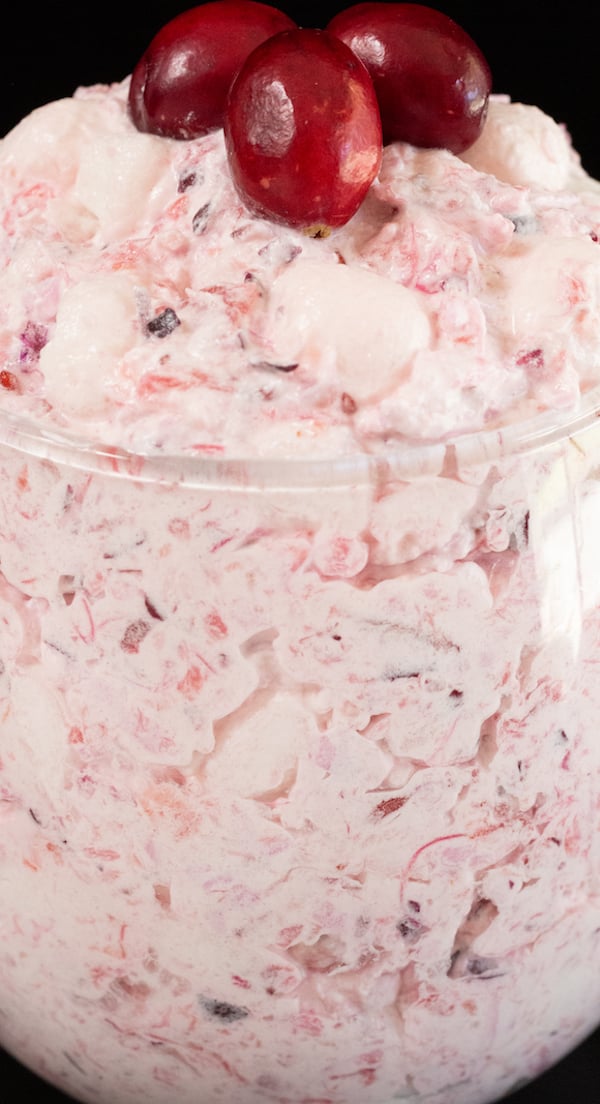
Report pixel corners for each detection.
[0,83,599,455]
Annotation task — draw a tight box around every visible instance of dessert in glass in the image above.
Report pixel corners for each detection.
[1,4,599,1102]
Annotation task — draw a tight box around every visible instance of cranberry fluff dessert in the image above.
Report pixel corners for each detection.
[0,3,599,1103]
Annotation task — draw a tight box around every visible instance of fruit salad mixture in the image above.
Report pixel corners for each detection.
[0,5,599,1104]
[0,2,599,457]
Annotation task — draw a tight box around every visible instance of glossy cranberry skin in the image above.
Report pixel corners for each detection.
[327,2,492,153]
[129,0,296,139]
[224,28,383,230]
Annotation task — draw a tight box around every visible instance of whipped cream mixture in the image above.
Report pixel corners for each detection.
[1,82,600,456]
[1,77,600,1104]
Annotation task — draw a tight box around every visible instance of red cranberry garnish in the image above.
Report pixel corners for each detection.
[327,2,492,153]
[129,0,296,139]
[224,28,382,231]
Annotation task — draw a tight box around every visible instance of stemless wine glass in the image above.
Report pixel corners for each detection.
[0,393,599,1104]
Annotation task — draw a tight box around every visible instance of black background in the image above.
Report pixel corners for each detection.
[1,1,599,1100]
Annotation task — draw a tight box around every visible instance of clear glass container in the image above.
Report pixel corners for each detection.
[1,395,599,1104]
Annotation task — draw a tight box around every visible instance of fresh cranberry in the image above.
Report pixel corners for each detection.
[224,28,382,230]
[129,0,296,139]
[327,2,492,153]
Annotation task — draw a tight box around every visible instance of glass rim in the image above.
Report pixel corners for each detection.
[1,386,599,490]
